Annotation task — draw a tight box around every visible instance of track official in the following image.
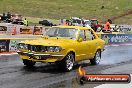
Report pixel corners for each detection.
[23,18,28,26]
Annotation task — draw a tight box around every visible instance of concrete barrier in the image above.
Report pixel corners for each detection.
[97,32,132,45]
[101,34,132,45]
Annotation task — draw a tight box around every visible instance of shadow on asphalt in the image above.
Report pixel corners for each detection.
[21,62,92,74]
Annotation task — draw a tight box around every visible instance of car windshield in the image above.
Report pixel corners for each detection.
[91,20,97,24]
[85,20,91,25]
[45,27,78,39]
[72,19,81,24]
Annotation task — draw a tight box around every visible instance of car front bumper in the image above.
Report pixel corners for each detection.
[17,51,65,63]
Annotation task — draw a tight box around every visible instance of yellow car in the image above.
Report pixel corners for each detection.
[17,26,105,71]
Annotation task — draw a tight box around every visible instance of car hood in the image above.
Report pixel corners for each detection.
[21,37,76,46]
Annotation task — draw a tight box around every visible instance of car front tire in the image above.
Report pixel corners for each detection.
[90,50,101,65]
[59,53,74,71]
[23,59,36,67]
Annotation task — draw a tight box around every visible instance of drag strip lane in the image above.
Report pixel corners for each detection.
[0,45,132,88]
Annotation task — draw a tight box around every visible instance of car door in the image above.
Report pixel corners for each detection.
[85,29,97,59]
[75,30,88,61]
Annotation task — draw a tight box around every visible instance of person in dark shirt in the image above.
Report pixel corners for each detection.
[7,12,11,19]
[7,12,11,23]
[1,13,6,21]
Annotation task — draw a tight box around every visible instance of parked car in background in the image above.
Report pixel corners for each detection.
[39,19,56,26]
[0,13,9,23]
[17,26,105,71]
[83,19,92,28]
[71,17,82,26]
[90,19,103,32]
[11,14,23,25]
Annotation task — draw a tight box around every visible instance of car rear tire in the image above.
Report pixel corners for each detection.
[59,53,74,71]
[23,59,36,67]
[90,50,101,65]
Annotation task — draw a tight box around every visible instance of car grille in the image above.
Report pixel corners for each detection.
[28,45,46,52]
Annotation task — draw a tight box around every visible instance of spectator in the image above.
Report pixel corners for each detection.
[108,19,112,24]
[1,13,6,21]
[103,19,111,31]
[23,18,28,26]
[7,12,11,23]
[91,22,97,32]
[65,19,69,26]
[7,12,11,19]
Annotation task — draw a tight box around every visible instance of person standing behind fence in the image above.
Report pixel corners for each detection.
[23,18,28,26]
[104,19,111,31]
[1,13,6,21]
[6,12,11,23]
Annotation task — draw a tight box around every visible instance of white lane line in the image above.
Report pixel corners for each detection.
[0,53,17,56]
[105,43,132,47]
[94,74,132,88]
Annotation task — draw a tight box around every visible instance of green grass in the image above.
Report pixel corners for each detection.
[26,17,60,25]
[114,14,132,25]
[0,0,132,24]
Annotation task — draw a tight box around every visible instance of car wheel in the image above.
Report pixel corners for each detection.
[23,59,36,67]
[60,53,74,71]
[90,50,101,65]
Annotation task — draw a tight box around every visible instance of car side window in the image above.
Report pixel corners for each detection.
[85,29,95,40]
[46,28,57,37]
[78,30,86,41]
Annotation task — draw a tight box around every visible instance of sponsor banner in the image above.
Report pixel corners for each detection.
[0,40,10,52]
[118,25,132,33]
[9,40,21,52]
[15,26,44,35]
[0,23,14,34]
[15,25,24,34]
[19,26,33,34]
[0,38,38,52]
[0,23,45,35]
[0,26,7,34]
[101,34,132,44]
[0,26,7,31]
[33,26,43,35]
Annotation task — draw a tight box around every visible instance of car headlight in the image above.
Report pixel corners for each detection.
[54,46,62,52]
[24,44,28,49]
[47,46,62,52]
[47,46,54,52]
[18,43,28,49]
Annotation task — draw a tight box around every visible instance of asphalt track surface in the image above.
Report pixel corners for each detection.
[0,45,132,88]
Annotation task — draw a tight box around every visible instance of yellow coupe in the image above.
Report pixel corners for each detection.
[17,26,105,71]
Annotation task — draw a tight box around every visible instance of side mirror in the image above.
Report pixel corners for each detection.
[77,38,83,42]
